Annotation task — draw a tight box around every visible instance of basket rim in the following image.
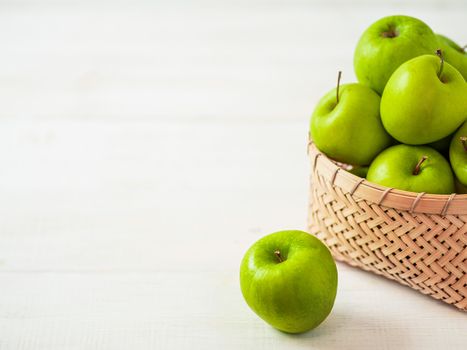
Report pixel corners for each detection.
[308,142,467,215]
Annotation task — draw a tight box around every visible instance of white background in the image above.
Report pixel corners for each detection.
[0,0,466,349]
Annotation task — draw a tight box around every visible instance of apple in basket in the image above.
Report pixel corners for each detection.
[240,230,337,334]
[366,144,455,194]
[436,34,467,79]
[309,71,392,166]
[380,51,467,145]
[450,121,467,189]
[354,15,438,94]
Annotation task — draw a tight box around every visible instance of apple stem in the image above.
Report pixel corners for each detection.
[336,71,342,104]
[413,156,428,175]
[461,136,467,152]
[274,250,284,263]
[436,49,444,79]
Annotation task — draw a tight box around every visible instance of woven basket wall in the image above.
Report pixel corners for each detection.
[307,142,467,310]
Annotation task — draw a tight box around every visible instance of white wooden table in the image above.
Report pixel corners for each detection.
[0,1,466,349]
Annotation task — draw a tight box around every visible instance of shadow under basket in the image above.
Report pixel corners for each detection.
[307,142,467,310]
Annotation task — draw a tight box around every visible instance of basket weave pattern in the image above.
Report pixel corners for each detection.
[307,143,467,310]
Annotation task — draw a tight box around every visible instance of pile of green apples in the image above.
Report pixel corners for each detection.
[310,15,467,194]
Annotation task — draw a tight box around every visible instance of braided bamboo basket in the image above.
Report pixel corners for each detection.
[307,142,467,310]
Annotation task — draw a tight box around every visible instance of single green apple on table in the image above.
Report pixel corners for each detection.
[367,144,455,194]
[354,15,438,94]
[240,230,337,334]
[449,122,467,186]
[436,34,467,80]
[381,51,467,145]
[310,72,392,165]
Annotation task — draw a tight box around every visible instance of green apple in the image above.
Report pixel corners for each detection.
[367,144,455,194]
[240,230,337,334]
[381,53,467,144]
[354,15,438,94]
[310,75,392,165]
[449,122,467,186]
[436,34,467,80]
